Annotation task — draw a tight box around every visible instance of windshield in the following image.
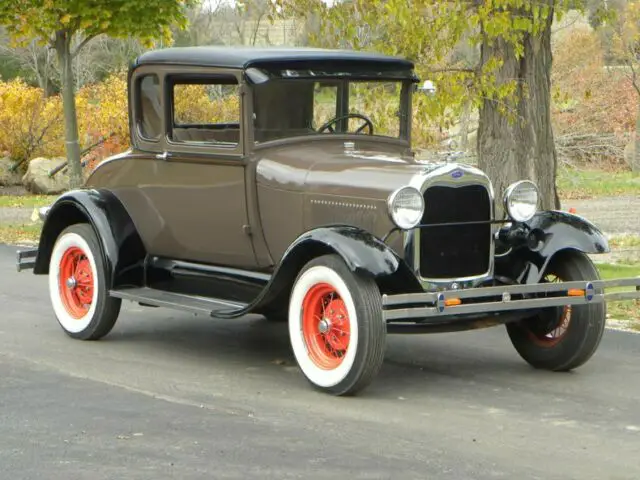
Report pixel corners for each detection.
[251,78,410,143]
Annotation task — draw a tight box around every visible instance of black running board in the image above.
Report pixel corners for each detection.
[109,287,248,316]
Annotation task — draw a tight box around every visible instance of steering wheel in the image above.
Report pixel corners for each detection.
[317,113,374,135]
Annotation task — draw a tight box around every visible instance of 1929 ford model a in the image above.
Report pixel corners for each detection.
[17,46,640,396]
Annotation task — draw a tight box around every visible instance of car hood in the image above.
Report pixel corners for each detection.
[256,140,429,199]
[255,139,490,201]
[305,151,428,199]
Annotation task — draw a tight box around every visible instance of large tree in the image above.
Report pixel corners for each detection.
[274,0,594,211]
[0,0,197,188]
[476,1,561,211]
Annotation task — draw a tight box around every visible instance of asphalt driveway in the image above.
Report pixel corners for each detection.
[1,244,639,479]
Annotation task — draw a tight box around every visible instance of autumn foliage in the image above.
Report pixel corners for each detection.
[0,72,130,169]
[552,27,637,137]
[0,78,65,162]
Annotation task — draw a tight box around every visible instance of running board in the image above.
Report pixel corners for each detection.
[109,287,247,316]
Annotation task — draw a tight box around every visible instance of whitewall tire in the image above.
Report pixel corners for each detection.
[288,254,386,396]
[48,223,121,340]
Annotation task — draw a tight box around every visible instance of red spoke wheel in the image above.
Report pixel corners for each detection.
[506,250,606,371]
[289,254,386,396]
[58,246,95,318]
[301,283,351,370]
[525,274,573,348]
[49,224,121,340]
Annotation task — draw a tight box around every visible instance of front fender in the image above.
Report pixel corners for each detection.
[34,189,146,288]
[214,225,421,319]
[497,211,609,284]
[284,225,401,277]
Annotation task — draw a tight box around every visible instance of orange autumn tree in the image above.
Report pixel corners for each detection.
[0,0,198,188]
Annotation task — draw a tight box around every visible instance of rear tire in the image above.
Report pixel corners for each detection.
[288,254,386,396]
[506,250,606,371]
[48,223,121,340]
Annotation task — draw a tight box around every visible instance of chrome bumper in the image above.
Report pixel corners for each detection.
[382,278,640,321]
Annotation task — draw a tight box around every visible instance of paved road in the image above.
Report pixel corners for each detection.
[1,244,639,480]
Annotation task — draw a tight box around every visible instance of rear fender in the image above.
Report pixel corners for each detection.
[34,189,146,288]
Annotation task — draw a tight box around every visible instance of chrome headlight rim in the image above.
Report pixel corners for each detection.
[503,180,539,222]
[387,186,425,230]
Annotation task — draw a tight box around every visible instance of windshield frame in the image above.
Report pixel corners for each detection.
[244,66,416,150]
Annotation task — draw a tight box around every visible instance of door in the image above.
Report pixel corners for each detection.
[109,66,257,269]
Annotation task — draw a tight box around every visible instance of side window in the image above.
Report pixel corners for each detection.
[169,75,240,147]
[137,74,162,140]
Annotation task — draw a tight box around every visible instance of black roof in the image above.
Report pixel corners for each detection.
[133,46,414,71]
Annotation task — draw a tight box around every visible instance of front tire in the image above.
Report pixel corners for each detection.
[506,250,606,371]
[48,223,121,340]
[288,254,386,396]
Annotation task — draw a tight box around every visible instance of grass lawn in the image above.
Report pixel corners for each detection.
[595,261,640,329]
[608,234,640,249]
[557,167,640,199]
[0,223,42,245]
[0,194,57,208]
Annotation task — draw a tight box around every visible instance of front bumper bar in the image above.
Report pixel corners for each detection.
[382,278,640,321]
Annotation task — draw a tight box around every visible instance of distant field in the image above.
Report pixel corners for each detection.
[557,167,640,199]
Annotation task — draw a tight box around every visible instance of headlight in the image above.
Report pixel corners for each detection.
[388,186,424,229]
[503,180,539,222]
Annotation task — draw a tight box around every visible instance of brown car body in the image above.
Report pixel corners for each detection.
[16,46,640,395]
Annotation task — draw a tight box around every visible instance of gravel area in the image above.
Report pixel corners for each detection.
[563,196,640,236]
[0,207,33,224]
[0,185,29,196]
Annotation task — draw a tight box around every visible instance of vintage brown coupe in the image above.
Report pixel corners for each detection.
[17,46,640,395]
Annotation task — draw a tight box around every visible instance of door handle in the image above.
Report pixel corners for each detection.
[156,151,171,161]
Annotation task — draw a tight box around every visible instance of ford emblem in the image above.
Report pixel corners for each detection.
[451,170,464,179]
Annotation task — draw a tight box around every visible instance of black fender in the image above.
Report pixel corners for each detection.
[496,211,609,284]
[214,225,421,318]
[33,189,146,288]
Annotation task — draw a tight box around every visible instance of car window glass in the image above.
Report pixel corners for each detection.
[170,77,240,147]
[349,81,401,138]
[252,78,406,143]
[138,74,162,140]
[313,83,338,129]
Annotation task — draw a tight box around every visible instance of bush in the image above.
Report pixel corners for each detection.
[0,73,131,171]
[76,71,129,151]
[0,78,65,166]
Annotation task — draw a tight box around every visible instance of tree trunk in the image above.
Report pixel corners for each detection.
[634,102,640,171]
[54,30,83,189]
[459,99,472,152]
[477,3,560,217]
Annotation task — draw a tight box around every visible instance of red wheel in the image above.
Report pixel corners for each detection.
[49,224,121,340]
[301,283,351,370]
[526,274,572,348]
[289,254,386,396]
[58,246,95,319]
[527,305,572,347]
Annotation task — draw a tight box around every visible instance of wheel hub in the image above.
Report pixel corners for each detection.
[66,276,77,289]
[318,318,331,333]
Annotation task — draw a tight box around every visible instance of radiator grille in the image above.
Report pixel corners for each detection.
[419,185,491,279]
